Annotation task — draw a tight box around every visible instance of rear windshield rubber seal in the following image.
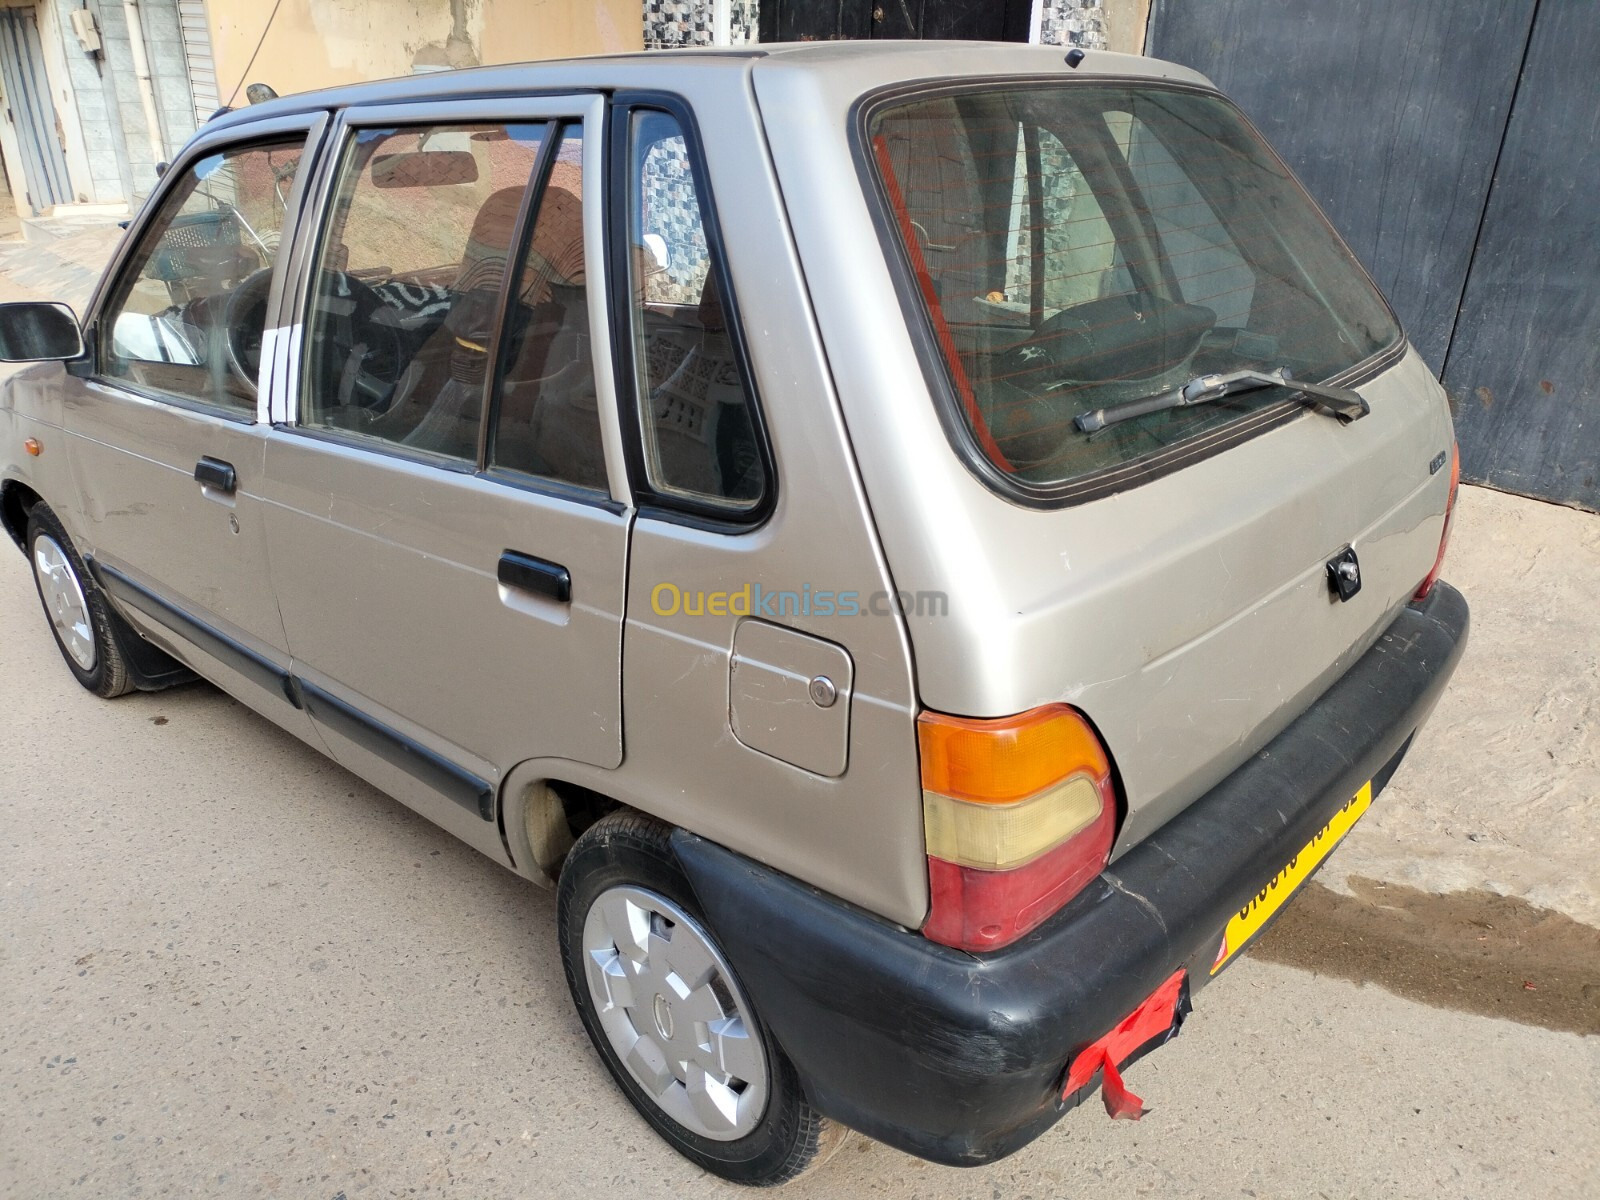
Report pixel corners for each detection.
[848,74,1409,510]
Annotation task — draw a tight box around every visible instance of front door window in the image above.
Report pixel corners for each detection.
[98,140,305,416]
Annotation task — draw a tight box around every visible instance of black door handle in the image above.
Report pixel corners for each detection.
[498,550,571,603]
[194,456,237,494]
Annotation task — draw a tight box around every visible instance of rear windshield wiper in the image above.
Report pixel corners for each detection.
[1074,367,1370,434]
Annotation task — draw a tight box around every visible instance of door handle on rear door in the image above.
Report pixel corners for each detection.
[498,550,571,603]
[194,457,237,494]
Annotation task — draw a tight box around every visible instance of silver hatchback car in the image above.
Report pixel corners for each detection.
[0,42,1466,1186]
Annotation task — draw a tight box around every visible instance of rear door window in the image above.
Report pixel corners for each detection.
[488,125,608,492]
[866,84,1400,499]
[299,121,548,462]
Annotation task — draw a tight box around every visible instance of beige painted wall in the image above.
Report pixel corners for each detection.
[207,0,643,104]
[1104,0,1152,55]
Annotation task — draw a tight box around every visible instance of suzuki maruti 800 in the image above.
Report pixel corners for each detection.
[0,42,1467,1185]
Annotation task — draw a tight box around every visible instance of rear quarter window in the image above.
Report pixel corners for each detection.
[863,82,1401,501]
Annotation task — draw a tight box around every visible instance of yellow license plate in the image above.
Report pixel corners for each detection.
[1210,781,1373,975]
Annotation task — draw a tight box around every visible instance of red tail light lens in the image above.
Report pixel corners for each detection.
[918,704,1117,952]
[1414,442,1461,601]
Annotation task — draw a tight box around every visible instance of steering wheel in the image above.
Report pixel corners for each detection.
[222,267,275,395]
[307,271,406,413]
[981,292,1217,469]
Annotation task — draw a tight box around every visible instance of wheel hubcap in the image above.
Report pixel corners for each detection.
[33,536,95,672]
[582,885,769,1141]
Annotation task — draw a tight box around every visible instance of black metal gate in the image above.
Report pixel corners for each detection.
[1149,0,1600,510]
[760,0,1033,43]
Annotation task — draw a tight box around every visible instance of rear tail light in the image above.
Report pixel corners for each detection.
[1414,442,1461,601]
[918,704,1117,952]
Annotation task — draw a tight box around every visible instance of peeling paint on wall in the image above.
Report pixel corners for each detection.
[206,0,642,101]
[409,0,486,71]
[305,0,468,73]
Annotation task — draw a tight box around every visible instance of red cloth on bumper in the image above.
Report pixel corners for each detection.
[1061,969,1187,1119]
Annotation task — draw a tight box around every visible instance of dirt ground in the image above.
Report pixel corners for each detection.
[1330,484,1600,926]
[1,572,1595,1198]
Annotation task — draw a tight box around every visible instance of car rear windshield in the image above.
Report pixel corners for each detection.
[865,83,1401,496]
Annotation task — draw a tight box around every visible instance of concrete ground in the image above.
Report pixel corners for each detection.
[1333,486,1600,926]
[0,221,122,310]
[0,182,21,244]
[2,231,1598,1197]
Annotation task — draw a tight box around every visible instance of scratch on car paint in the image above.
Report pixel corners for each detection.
[1103,871,1167,936]
[668,655,709,690]
[1150,842,1197,882]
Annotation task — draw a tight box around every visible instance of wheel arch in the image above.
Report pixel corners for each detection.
[1,479,42,553]
[497,761,626,887]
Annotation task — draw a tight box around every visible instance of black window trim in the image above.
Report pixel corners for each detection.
[605,90,778,531]
[78,113,330,423]
[850,74,1409,510]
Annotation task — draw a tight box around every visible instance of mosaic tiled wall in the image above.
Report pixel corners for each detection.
[642,0,758,49]
[643,1,1114,52]
[1037,0,1109,51]
[641,135,711,303]
[638,2,756,304]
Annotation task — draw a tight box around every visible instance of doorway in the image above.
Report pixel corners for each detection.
[0,5,71,214]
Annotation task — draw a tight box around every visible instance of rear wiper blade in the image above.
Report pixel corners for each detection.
[1074,367,1370,434]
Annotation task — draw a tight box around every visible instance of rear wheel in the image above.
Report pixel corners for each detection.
[27,503,133,698]
[557,811,847,1185]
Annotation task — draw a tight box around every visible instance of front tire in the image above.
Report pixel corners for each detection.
[557,812,847,1186]
[26,503,133,698]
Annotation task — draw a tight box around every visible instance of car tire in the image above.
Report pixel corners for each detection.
[557,810,848,1186]
[26,503,134,698]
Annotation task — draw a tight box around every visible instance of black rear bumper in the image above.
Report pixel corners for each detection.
[673,582,1469,1166]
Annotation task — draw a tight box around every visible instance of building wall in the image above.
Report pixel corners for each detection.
[204,0,642,103]
[11,0,1152,217]
[32,0,202,207]
[136,0,205,154]
[1102,0,1151,54]
[33,0,112,205]
[201,0,1149,108]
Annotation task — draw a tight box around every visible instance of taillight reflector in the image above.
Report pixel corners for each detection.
[919,702,1109,804]
[923,774,1103,870]
[918,704,1117,952]
[1414,442,1461,601]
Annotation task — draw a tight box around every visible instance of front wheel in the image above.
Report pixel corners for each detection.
[27,503,133,698]
[557,812,847,1186]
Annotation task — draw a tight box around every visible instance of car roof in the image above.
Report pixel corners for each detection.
[201,40,1214,136]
